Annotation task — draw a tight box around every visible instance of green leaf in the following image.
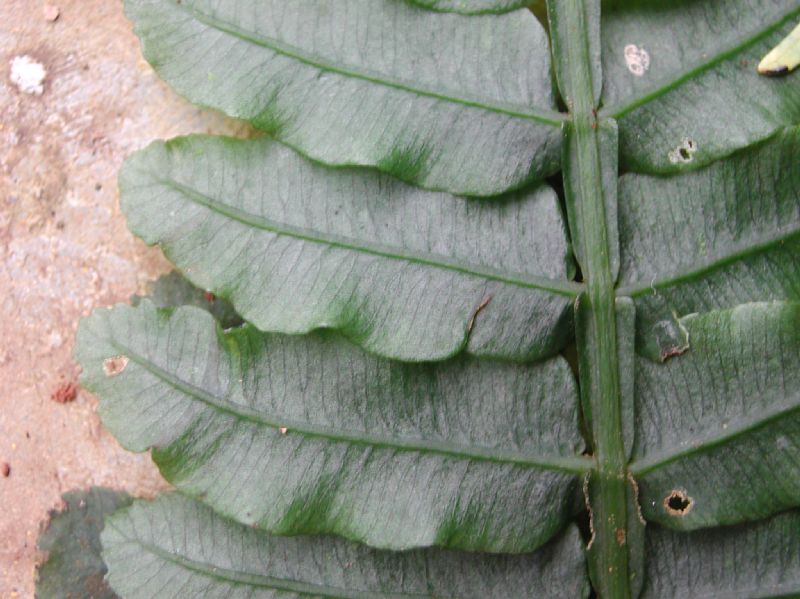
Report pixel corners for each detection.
[642,511,800,598]
[601,0,800,173]
[105,2,800,597]
[616,126,800,359]
[131,271,243,329]
[120,135,578,363]
[123,0,562,196]
[102,493,590,599]
[630,303,800,530]
[76,301,588,553]
[407,0,531,15]
[36,488,132,599]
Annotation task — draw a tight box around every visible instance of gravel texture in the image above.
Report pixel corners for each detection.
[0,1,253,595]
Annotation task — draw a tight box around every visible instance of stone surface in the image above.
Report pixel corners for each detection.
[0,1,253,595]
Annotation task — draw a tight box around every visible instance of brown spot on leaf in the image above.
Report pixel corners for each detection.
[467,296,492,333]
[615,527,626,545]
[102,355,128,377]
[663,489,693,516]
[627,472,647,526]
[1,463,10,477]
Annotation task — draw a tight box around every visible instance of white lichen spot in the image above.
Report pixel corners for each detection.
[103,355,129,377]
[668,138,698,164]
[624,44,650,76]
[9,55,47,95]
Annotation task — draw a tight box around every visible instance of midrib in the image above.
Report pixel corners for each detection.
[550,1,634,598]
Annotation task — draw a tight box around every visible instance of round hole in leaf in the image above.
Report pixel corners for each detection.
[663,489,693,516]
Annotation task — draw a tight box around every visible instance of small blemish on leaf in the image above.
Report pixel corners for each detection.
[668,138,697,164]
[467,296,492,333]
[614,527,626,545]
[102,355,129,377]
[278,426,288,435]
[624,44,650,76]
[663,489,693,516]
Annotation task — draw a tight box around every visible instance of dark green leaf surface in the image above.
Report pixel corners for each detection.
[630,303,800,530]
[109,2,800,597]
[36,488,131,599]
[77,301,587,553]
[102,493,590,599]
[131,271,243,329]
[642,511,800,598]
[601,0,800,173]
[124,0,562,196]
[408,0,530,14]
[120,136,578,363]
[616,127,800,358]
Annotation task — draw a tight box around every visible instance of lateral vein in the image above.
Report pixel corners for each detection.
[112,529,430,599]
[173,1,565,126]
[153,177,583,297]
[629,398,800,475]
[618,222,800,297]
[112,341,591,474]
[603,6,800,119]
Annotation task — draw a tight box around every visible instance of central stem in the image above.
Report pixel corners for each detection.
[546,1,633,598]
